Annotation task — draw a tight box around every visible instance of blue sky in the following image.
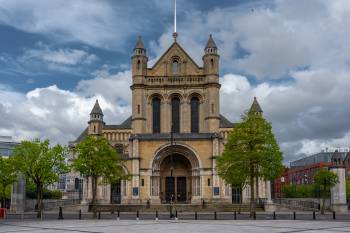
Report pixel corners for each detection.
[1,0,350,163]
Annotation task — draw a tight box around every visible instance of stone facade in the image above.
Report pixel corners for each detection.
[71,34,268,205]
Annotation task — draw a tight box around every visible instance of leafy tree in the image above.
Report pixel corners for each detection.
[0,156,17,208]
[72,136,126,218]
[314,170,339,214]
[217,110,283,217]
[346,179,350,199]
[12,140,69,218]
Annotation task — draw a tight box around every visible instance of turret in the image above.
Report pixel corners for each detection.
[132,36,148,79]
[203,34,219,76]
[88,99,104,135]
[249,97,263,115]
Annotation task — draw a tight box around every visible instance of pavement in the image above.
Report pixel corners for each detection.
[1,219,350,233]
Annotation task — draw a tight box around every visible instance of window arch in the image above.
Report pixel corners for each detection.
[172,60,178,75]
[191,97,200,133]
[152,97,161,133]
[137,60,141,70]
[171,97,180,133]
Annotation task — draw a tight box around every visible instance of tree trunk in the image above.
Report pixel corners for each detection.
[92,176,98,218]
[321,197,325,215]
[36,183,43,219]
[250,174,255,218]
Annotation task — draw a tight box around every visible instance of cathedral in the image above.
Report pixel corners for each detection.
[71,32,269,205]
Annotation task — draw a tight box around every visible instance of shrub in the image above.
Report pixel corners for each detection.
[282,184,323,198]
[26,182,62,199]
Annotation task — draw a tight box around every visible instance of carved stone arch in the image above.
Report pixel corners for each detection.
[167,92,184,102]
[147,92,164,104]
[187,91,204,103]
[150,143,202,173]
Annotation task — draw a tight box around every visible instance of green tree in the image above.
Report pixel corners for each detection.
[217,110,283,217]
[0,156,17,208]
[314,170,339,214]
[72,136,126,218]
[12,140,69,218]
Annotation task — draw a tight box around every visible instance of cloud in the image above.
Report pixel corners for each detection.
[0,70,131,145]
[21,42,98,66]
[0,0,148,50]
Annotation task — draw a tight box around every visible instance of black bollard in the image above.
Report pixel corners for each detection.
[175,210,178,220]
[155,210,159,221]
[58,207,64,220]
[137,210,139,220]
[333,211,336,220]
[78,209,82,220]
[313,211,316,220]
[117,210,120,220]
[98,212,101,220]
[273,211,276,220]
[293,211,296,220]
[214,211,217,220]
[234,211,237,220]
[195,212,197,220]
[253,211,256,220]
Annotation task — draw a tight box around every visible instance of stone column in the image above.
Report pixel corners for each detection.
[212,136,220,200]
[330,166,348,213]
[131,138,140,203]
[10,176,26,213]
[264,180,275,212]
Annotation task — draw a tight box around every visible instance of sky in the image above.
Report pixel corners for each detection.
[1,0,350,164]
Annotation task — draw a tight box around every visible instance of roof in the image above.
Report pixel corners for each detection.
[290,151,348,168]
[220,114,234,128]
[104,116,132,130]
[249,97,263,114]
[90,100,103,115]
[134,36,145,49]
[205,34,217,49]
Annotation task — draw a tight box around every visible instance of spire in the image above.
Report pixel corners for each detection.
[206,34,217,49]
[134,36,145,50]
[249,97,263,114]
[90,99,103,116]
[172,0,178,41]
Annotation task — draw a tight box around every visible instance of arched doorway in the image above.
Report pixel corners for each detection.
[151,144,201,204]
[160,154,191,203]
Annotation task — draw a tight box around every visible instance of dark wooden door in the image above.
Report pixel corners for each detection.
[232,187,241,204]
[111,182,121,204]
[165,177,175,203]
[177,177,187,202]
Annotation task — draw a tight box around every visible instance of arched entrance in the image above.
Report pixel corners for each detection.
[151,144,201,204]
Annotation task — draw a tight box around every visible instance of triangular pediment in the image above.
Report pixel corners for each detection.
[147,42,203,76]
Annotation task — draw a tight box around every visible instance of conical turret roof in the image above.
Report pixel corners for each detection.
[90,99,103,115]
[249,97,263,114]
[134,36,145,49]
[205,34,217,49]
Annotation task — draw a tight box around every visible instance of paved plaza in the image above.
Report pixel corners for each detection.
[1,219,350,233]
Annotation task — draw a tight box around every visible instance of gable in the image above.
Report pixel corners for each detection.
[147,42,203,76]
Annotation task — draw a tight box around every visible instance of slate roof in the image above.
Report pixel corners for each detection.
[205,34,217,49]
[249,97,263,114]
[219,114,234,128]
[104,116,132,130]
[90,100,103,115]
[134,36,145,49]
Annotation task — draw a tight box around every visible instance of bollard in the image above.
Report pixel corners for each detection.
[58,207,64,220]
[117,210,120,221]
[98,212,101,220]
[313,211,316,220]
[333,211,336,220]
[234,211,237,220]
[79,209,82,220]
[175,210,178,220]
[214,211,217,220]
[195,212,197,220]
[136,210,139,221]
[273,211,276,220]
[155,210,159,221]
[253,211,256,220]
[293,211,296,220]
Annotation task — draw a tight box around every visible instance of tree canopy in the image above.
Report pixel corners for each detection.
[217,111,283,216]
[12,139,69,217]
[314,169,339,214]
[72,136,127,217]
[0,156,17,208]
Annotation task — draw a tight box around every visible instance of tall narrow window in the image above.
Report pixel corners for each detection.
[137,104,140,114]
[171,97,180,133]
[172,60,178,75]
[137,60,141,70]
[191,97,199,133]
[152,97,161,133]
